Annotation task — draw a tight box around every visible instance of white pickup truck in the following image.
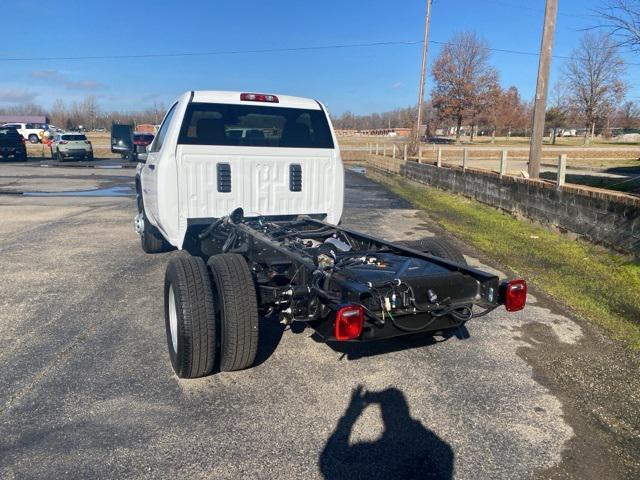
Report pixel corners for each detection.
[135,90,344,254]
[135,90,526,379]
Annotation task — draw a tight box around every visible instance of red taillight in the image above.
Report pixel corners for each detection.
[334,305,364,341]
[59,140,68,144]
[504,279,527,312]
[21,137,25,145]
[240,93,279,103]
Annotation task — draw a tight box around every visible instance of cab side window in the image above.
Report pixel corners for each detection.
[149,103,178,153]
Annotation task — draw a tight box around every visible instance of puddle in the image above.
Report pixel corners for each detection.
[350,166,367,174]
[36,163,135,169]
[22,184,134,197]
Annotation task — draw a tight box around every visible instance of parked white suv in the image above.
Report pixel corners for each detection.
[51,133,94,161]
[135,90,344,253]
[1,122,49,143]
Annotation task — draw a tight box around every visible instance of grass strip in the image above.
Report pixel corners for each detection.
[366,169,640,350]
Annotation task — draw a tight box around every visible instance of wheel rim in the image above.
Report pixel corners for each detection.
[168,285,178,353]
[134,212,144,235]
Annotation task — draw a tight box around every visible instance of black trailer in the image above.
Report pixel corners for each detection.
[163,208,527,378]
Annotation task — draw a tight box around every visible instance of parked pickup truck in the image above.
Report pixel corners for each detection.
[135,90,527,379]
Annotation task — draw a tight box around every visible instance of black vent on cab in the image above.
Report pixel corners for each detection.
[290,164,302,192]
[217,163,231,192]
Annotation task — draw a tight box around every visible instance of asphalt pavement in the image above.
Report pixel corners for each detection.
[0,163,638,479]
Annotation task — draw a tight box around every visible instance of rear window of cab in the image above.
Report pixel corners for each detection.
[178,103,334,149]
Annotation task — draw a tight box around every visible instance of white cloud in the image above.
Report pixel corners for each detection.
[65,80,104,90]
[31,70,64,80]
[0,89,38,103]
[30,70,104,90]
[391,82,404,89]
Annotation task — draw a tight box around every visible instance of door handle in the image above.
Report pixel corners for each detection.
[148,164,155,170]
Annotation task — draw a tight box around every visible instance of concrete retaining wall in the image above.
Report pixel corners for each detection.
[364,154,640,256]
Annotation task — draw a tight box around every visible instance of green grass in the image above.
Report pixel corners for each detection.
[367,169,640,350]
[539,171,640,194]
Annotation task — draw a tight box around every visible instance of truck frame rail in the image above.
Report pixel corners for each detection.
[196,208,524,342]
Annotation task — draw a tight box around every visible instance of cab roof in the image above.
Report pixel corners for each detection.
[190,91,321,110]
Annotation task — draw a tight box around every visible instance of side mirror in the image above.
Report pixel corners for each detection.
[137,152,148,163]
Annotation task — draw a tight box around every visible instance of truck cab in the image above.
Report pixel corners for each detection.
[135,90,344,253]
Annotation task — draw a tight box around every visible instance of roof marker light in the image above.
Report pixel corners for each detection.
[240,93,279,103]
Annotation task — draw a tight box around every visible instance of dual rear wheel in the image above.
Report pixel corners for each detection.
[397,237,467,265]
[164,252,259,378]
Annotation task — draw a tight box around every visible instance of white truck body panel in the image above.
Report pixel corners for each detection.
[139,91,344,249]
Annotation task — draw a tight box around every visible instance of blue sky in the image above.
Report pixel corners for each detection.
[0,0,638,115]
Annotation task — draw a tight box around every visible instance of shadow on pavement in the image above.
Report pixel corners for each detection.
[252,314,286,367]
[319,385,454,480]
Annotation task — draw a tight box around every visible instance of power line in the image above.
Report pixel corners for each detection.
[0,38,639,66]
[0,40,423,62]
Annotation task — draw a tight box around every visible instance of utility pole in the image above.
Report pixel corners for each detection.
[414,0,433,147]
[528,0,558,178]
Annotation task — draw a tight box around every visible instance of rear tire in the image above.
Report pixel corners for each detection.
[208,254,259,372]
[399,237,467,265]
[401,237,471,329]
[164,253,216,378]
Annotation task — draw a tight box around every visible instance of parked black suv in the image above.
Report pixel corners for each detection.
[0,126,27,161]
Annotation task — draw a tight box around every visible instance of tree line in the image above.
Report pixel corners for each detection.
[0,96,167,131]
[2,1,639,142]
[334,2,640,144]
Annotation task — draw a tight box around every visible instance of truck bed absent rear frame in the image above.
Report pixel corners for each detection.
[196,208,521,342]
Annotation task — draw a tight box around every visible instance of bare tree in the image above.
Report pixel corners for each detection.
[563,32,627,145]
[0,103,46,116]
[50,98,67,127]
[330,106,418,131]
[616,100,640,129]
[81,96,100,130]
[597,1,640,51]
[431,31,499,142]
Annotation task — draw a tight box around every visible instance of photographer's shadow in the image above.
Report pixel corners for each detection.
[319,386,453,480]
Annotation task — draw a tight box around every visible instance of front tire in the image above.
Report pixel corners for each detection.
[28,134,39,144]
[140,213,172,253]
[164,253,217,378]
[135,197,173,253]
[208,254,259,372]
